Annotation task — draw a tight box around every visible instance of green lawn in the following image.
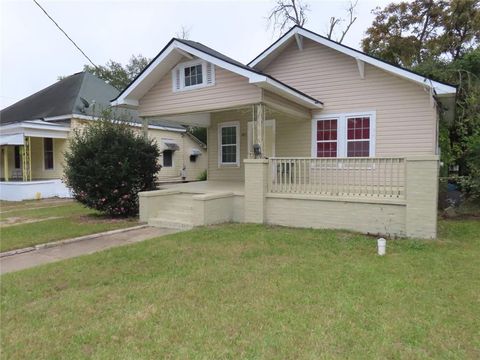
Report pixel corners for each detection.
[0,200,138,252]
[1,220,479,358]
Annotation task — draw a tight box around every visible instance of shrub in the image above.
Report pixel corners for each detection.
[64,118,161,216]
[197,169,207,181]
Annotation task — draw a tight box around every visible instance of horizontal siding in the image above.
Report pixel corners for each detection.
[139,65,262,117]
[263,38,437,156]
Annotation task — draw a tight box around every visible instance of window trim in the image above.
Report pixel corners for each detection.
[173,59,211,92]
[218,121,240,167]
[311,111,376,158]
[43,137,55,171]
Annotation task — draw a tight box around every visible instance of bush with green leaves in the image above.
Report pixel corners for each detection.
[64,119,161,216]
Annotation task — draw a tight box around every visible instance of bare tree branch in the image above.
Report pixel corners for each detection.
[176,25,191,40]
[338,0,358,43]
[325,0,358,44]
[327,17,341,39]
[268,0,310,35]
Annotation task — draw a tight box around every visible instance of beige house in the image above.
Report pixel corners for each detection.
[0,72,207,201]
[113,26,456,239]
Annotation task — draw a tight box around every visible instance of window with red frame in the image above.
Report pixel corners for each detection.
[316,119,337,157]
[347,117,370,157]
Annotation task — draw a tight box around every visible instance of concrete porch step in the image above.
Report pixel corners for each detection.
[148,218,193,230]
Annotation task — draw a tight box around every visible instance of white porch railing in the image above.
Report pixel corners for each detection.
[268,157,406,199]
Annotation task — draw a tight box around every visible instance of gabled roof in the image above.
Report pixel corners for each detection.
[111,38,323,110]
[0,72,119,125]
[249,26,457,97]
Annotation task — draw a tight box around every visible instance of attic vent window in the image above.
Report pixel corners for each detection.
[172,60,215,92]
[185,64,203,87]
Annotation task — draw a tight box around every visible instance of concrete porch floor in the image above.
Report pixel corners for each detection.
[159,180,245,196]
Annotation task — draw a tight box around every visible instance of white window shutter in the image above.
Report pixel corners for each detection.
[206,62,215,85]
[172,68,181,92]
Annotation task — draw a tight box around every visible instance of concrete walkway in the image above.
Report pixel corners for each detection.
[0,226,180,274]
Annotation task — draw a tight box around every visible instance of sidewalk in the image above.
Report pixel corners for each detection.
[1,226,180,274]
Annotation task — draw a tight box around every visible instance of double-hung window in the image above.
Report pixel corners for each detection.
[313,112,375,158]
[218,122,240,166]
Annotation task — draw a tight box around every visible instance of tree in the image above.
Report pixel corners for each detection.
[362,0,480,67]
[268,0,309,35]
[414,47,480,198]
[64,114,161,216]
[83,54,150,91]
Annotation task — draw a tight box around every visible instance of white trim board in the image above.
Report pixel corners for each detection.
[249,26,456,96]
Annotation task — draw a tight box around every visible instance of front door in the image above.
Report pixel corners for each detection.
[247,119,276,158]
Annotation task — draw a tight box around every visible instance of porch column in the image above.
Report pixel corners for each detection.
[405,155,439,239]
[22,136,32,182]
[252,103,265,158]
[3,146,9,181]
[244,159,269,223]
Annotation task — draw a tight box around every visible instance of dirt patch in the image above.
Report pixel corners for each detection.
[1,216,63,227]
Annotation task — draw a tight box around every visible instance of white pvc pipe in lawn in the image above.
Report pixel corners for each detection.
[377,238,386,256]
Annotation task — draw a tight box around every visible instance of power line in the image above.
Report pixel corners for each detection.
[32,0,98,69]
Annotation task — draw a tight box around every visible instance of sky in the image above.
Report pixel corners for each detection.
[0,0,392,109]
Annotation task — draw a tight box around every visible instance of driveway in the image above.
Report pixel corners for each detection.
[1,226,180,274]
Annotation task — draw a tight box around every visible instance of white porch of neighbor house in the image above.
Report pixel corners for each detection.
[0,121,72,201]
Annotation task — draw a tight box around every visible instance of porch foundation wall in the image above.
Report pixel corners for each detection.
[265,196,406,236]
[0,179,72,201]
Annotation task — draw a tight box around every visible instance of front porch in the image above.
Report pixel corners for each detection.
[0,121,71,201]
[140,155,439,238]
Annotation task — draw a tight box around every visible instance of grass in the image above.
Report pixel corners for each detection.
[1,219,479,359]
[0,200,138,252]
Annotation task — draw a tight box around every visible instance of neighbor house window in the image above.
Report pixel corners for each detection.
[163,150,173,167]
[184,64,203,87]
[14,146,21,169]
[44,138,54,170]
[313,113,375,158]
[218,122,240,166]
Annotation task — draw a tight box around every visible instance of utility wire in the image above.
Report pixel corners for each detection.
[32,0,98,69]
